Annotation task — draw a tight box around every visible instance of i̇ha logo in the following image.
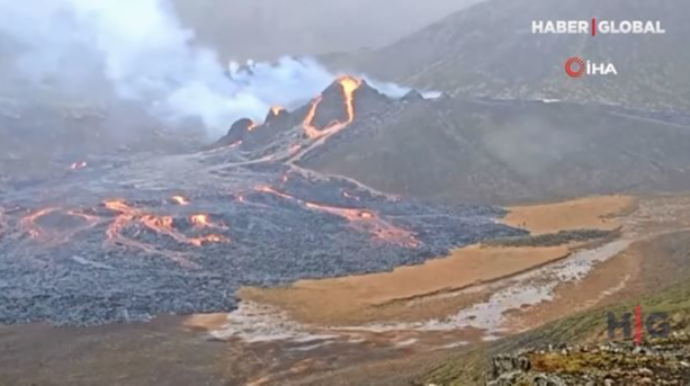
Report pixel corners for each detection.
[565,56,618,78]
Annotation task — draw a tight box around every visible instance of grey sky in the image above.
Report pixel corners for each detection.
[172,0,485,61]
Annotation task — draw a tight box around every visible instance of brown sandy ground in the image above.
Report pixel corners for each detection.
[240,195,635,327]
[289,228,690,386]
[500,195,634,235]
[7,194,688,386]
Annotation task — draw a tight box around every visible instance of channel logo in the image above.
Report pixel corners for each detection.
[565,57,618,78]
[533,19,666,36]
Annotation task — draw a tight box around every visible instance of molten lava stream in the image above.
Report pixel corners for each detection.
[289,76,362,163]
[19,208,58,240]
[18,207,102,245]
[171,195,190,206]
[104,199,226,268]
[301,76,361,140]
[304,202,419,247]
[190,214,228,230]
[254,185,418,247]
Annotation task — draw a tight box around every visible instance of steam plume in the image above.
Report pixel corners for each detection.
[0,0,434,138]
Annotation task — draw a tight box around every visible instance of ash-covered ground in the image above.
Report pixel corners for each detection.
[0,79,525,325]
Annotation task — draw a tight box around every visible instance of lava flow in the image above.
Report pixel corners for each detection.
[190,214,228,230]
[171,195,190,206]
[104,199,228,265]
[302,75,362,140]
[18,207,101,245]
[19,208,58,239]
[255,185,418,247]
[305,202,418,247]
[191,214,211,227]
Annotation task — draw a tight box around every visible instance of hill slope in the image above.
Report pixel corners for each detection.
[337,0,690,113]
[299,94,690,204]
[214,79,690,205]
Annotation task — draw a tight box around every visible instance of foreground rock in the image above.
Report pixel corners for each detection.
[488,334,690,385]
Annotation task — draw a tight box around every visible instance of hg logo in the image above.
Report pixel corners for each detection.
[608,306,670,345]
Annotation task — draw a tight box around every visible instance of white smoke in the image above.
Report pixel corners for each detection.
[0,0,437,138]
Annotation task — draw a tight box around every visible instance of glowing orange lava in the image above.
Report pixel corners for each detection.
[359,211,374,219]
[103,199,228,267]
[304,202,418,247]
[188,234,229,247]
[254,185,417,247]
[255,185,295,201]
[191,214,211,228]
[270,106,285,115]
[247,120,258,132]
[301,75,362,139]
[339,75,361,122]
[302,96,324,139]
[18,207,101,245]
[171,196,190,206]
[19,208,59,239]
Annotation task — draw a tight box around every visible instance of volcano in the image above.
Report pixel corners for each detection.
[214,75,690,205]
[0,79,524,325]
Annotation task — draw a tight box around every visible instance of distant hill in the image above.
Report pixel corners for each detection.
[334,0,690,113]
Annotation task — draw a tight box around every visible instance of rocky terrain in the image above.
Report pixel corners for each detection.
[488,336,690,385]
[0,78,526,326]
[331,0,690,114]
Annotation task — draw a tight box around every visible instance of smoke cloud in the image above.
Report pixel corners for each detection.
[0,0,434,138]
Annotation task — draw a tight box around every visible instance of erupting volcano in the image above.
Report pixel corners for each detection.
[302,75,362,139]
[0,73,523,326]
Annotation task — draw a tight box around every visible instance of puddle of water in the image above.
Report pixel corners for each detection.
[213,240,631,346]
[334,240,632,334]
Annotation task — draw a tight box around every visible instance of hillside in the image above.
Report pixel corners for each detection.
[336,0,690,113]
[211,78,690,205]
[302,97,690,204]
